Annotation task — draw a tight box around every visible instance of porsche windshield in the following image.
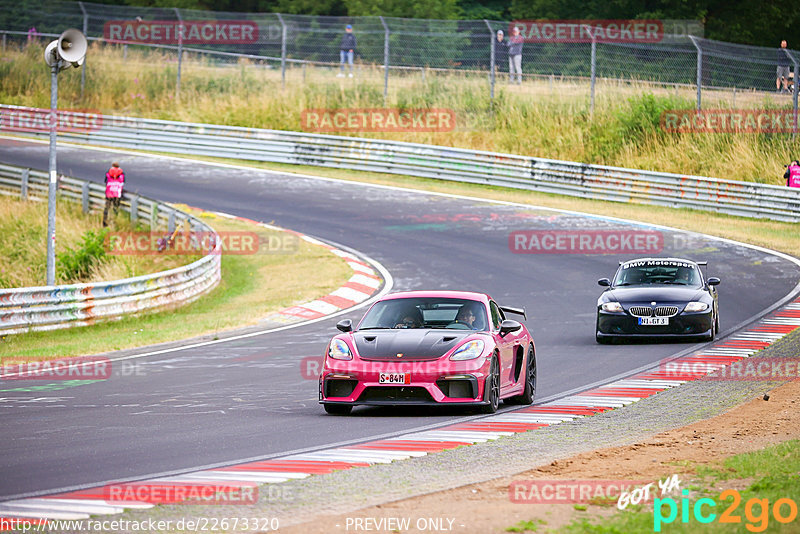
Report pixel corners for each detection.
[359,298,489,330]
[614,261,702,287]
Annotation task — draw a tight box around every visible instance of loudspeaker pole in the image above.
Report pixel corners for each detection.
[46,60,59,286]
[42,29,87,286]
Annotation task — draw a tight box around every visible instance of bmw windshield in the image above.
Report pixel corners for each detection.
[613,261,702,287]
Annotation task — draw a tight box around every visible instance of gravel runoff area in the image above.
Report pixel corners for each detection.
[79,327,800,534]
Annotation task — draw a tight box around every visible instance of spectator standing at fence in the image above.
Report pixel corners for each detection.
[508,26,524,84]
[784,160,800,187]
[103,162,125,227]
[493,30,508,77]
[338,24,356,78]
[777,40,791,94]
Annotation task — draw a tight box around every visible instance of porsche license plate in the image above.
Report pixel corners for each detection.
[379,373,409,384]
[639,317,668,326]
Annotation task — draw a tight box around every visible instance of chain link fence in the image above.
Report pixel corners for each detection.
[1,1,798,127]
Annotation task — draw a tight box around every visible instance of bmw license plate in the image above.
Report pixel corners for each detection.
[639,317,669,326]
[379,373,409,384]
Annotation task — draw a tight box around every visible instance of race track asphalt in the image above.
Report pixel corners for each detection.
[1,138,797,499]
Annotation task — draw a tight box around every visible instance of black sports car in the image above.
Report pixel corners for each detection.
[596,258,720,343]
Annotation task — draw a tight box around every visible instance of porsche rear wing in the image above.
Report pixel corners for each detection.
[500,306,527,321]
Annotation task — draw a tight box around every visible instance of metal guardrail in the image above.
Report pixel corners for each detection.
[0,162,221,336]
[3,104,800,222]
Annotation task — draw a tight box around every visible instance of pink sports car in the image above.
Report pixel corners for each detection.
[319,290,536,415]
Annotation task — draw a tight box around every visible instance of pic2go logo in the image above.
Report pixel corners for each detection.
[654,489,798,532]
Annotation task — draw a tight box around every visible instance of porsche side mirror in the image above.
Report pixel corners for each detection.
[598,278,611,287]
[707,277,721,286]
[336,319,353,332]
[499,319,522,336]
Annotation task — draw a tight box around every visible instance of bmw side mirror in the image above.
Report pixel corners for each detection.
[707,277,720,286]
[598,278,611,287]
[336,319,353,332]
[499,319,522,336]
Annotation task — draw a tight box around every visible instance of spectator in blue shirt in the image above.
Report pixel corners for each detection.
[338,24,356,78]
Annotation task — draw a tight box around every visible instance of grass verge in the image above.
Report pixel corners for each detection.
[1,42,798,183]
[551,439,800,533]
[0,206,354,361]
[0,193,195,288]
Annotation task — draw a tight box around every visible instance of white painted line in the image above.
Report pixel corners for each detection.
[401,430,512,440]
[1,498,125,515]
[164,471,299,483]
[330,249,359,261]
[0,506,88,520]
[301,299,342,315]
[212,470,310,479]
[346,262,374,274]
[48,498,154,510]
[330,286,370,302]
[489,416,569,424]
[281,454,391,464]
[341,447,429,458]
[613,379,684,387]
[350,273,382,288]
[499,413,578,422]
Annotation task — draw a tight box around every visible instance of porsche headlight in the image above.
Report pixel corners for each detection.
[450,339,485,361]
[600,302,624,313]
[328,339,353,360]
[684,302,709,313]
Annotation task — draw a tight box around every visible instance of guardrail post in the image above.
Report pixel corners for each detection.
[788,50,799,140]
[689,36,702,110]
[78,1,88,99]
[168,210,176,233]
[150,202,158,228]
[21,168,29,200]
[484,19,495,105]
[2,32,6,52]
[174,7,183,100]
[123,44,127,61]
[379,16,389,105]
[276,14,287,88]
[81,181,90,213]
[585,24,597,115]
[130,194,138,224]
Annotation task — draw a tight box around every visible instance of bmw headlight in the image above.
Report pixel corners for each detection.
[600,302,624,313]
[328,339,353,360]
[684,302,709,313]
[450,339,485,361]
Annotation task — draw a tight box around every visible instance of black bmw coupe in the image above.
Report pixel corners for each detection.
[596,258,720,343]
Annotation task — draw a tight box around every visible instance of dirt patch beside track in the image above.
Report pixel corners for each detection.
[279,378,800,533]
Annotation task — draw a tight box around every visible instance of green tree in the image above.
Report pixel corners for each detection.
[344,0,461,19]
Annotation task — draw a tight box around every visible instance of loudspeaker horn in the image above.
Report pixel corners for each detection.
[57,29,87,66]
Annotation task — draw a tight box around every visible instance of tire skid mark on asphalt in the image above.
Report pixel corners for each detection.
[2,303,799,526]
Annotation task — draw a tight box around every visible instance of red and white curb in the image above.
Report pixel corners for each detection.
[3,299,799,527]
[207,210,383,323]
